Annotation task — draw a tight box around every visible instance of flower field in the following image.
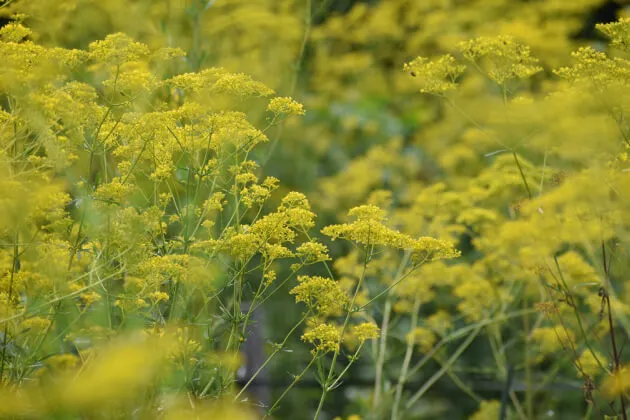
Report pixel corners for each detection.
[1,1,630,419]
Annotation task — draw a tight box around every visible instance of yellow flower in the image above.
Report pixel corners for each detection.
[531,327,575,357]
[0,22,32,43]
[149,291,169,303]
[351,322,380,343]
[404,54,465,94]
[323,205,459,262]
[301,323,342,353]
[267,96,306,116]
[296,241,331,265]
[321,204,404,248]
[88,32,149,66]
[597,18,630,51]
[458,35,542,84]
[290,275,348,316]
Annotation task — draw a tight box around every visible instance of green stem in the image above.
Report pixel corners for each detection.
[523,296,533,419]
[234,313,308,401]
[313,246,371,420]
[405,310,536,382]
[392,297,421,420]
[262,0,312,165]
[512,151,532,200]
[373,251,410,408]
[264,355,318,419]
[405,325,482,409]
[0,233,19,384]
[373,295,392,408]
[553,257,607,373]
[327,343,364,391]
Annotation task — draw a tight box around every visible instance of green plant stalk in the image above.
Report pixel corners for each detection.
[602,240,628,419]
[240,262,270,338]
[405,325,482,409]
[444,368,481,403]
[234,313,309,401]
[487,325,508,379]
[359,265,420,311]
[374,250,410,408]
[0,232,19,384]
[553,257,607,373]
[406,309,536,380]
[512,151,533,200]
[264,355,318,419]
[605,293,627,420]
[523,295,533,420]
[313,246,371,420]
[391,296,421,420]
[327,343,364,391]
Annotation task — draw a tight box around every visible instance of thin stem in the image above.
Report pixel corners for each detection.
[264,355,318,419]
[523,295,533,420]
[405,309,536,382]
[0,232,19,384]
[602,241,628,419]
[392,297,421,420]
[327,343,364,390]
[553,257,607,373]
[234,313,308,401]
[313,246,371,420]
[512,151,533,200]
[373,295,392,408]
[606,293,627,419]
[405,325,482,409]
[374,251,410,408]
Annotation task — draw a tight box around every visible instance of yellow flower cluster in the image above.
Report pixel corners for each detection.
[0,22,31,43]
[458,35,542,84]
[201,192,315,262]
[403,55,466,94]
[165,68,275,97]
[240,177,279,209]
[597,18,630,51]
[2,1,629,418]
[301,323,342,353]
[554,46,630,85]
[290,275,348,316]
[295,241,331,265]
[531,327,575,358]
[88,32,150,66]
[322,205,459,262]
[350,322,380,343]
[267,96,306,116]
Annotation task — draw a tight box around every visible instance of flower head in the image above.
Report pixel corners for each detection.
[290,275,348,316]
[267,96,305,116]
[301,323,341,353]
[404,54,465,94]
[458,35,542,84]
